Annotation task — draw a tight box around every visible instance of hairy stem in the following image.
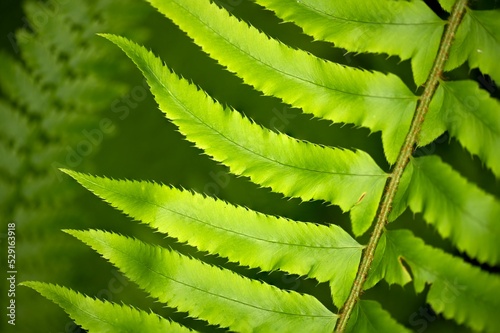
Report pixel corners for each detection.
[334,1,468,331]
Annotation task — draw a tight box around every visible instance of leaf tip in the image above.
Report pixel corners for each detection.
[19,281,45,293]
[97,32,118,41]
[62,229,94,245]
[59,168,76,177]
[62,229,82,238]
[59,168,89,185]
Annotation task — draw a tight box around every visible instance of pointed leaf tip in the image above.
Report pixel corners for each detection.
[58,168,73,175]
[22,282,196,333]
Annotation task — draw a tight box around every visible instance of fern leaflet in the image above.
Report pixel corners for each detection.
[22,282,195,333]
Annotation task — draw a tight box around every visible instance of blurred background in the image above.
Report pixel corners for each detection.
[0,0,498,332]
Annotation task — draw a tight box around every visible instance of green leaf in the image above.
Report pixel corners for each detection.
[420,80,500,178]
[66,229,337,332]
[364,231,412,290]
[446,9,500,83]
[62,170,363,307]
[383,230,500,333]
[253,0,444,86]
[417,83,447,146]
[22,282,194,333]
[146,0,419,164]
[0,177,14,205]
[16,29,65,86]
[0,141,22,178]
[403,156,500,265]
[22,1,80,56]
[345,300,411,333]
[0,52,50,115]
[388,160,414,223]
[0,100,30,150]
[101,34,388,236]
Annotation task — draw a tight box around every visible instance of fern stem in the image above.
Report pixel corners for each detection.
[334,1,468,331]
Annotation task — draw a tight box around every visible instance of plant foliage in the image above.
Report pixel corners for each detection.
[24,0,500,332]
[0,0,148,331]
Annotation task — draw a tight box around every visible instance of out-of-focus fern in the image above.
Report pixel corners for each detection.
[23,0,500,332]
[0,0,149,331]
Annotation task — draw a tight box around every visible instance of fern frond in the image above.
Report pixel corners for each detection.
[345,300,411,333]
[399,156,500,265]
[446,9,500,83]
[0,100,30,149]
[66,229,337,332]
[54,75,125,112]
[62,169,363,307]
[21,1,80,55]
[381,230,500,333]
[16,29,65,86]
[146,0,419,164]
[22,282,195,333]
[253,0,444,86]
[40,111,99,140]
[0,52,50,115]
[0,142,22,178]
[0,179,14,207]
[0,1,150,331]
[15,0,500,331]
[102,34,388,236]
[421,80,500,178]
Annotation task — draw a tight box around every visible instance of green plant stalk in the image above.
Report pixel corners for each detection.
[334,0,468,331]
